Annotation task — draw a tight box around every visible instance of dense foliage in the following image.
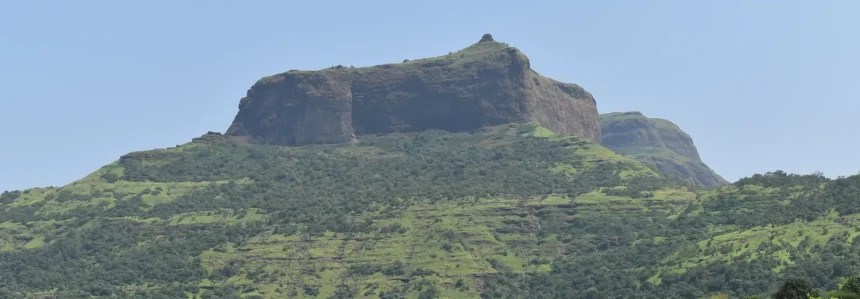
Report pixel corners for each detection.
[481,171,860,298]
[0,124,858,298]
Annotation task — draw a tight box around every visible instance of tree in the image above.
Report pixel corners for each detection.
[419,286,440,299]
[773,278,819,299]
[101,172,119,183]
[843,277,860,294]
[330,283,356,299]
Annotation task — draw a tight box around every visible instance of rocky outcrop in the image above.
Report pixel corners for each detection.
[600,111,728,188]
[225,34,601,145]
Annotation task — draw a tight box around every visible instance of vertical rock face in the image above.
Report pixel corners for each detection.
[600,111,728,188]
[225,35,601,145]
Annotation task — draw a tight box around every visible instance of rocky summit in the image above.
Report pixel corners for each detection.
[600,111,728,188]
[225,34,601,145]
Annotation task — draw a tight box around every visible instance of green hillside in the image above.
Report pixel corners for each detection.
[1,124,859,298]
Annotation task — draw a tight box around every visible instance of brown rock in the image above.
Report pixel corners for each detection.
[226,35,601,145]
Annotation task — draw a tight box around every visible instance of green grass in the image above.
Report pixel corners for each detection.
[522,123,658,180]
[169,208,265,225]
[0,219,77,252]
[190,195,638,298]
[572,188,694,214]
[599,111,681,132]
[23,236,45,249]
[612,146,691,162]
[652,213,860,282]
[4,167,250,216]
[181,189,695,298]
[257,39,514,87]
[685,183,810,217]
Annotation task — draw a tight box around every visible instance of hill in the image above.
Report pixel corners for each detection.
[600,111,729,188]
[225,34,601,146]
[2,124,860,298]
[0,123,677,298]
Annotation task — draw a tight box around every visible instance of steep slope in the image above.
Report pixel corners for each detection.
[225,34,601,146]
[600,111,728,188]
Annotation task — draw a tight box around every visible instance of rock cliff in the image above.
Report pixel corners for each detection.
[225,34,601,145]
[600,111,728,188]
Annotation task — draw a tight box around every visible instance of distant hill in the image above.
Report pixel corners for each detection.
[600,111,729,188]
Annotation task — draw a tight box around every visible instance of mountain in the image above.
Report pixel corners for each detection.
[3,125,859,299]
[600,111,729,188]
[0,124,678,298]
[2,35,860,299]
[225,34,601,146]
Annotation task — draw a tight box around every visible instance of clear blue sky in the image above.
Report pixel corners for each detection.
[1,1,858,192]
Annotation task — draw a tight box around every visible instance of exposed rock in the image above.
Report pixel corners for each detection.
[479,33,495,42]
[225,35,601,145]
[600,111,728,188]
[191,131,224,143]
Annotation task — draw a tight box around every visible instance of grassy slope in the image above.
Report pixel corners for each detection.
[647,175,860,297]
[1,124,858,298]
[0,124,695,298]
[671,185,856,264]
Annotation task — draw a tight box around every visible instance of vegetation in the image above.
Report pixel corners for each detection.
[1,123,859,298]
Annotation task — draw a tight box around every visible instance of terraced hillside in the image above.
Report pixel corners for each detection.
[1,124,859,298]
[481,171,860,298]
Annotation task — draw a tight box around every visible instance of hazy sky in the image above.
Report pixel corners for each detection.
[1,1,858,191]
